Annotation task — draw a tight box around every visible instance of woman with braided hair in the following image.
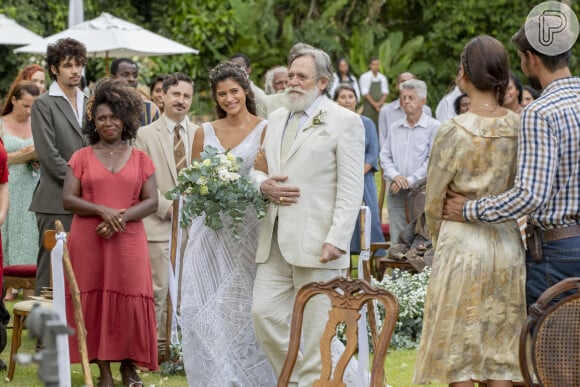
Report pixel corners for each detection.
[62,78,159,387]
[413,35,526,387]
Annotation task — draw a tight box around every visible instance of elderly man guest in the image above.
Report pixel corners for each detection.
[134,72,197,351]
[377,72,432,148]
[250,43,364,386]
[380,79,440,245]
[443,18,580,308]
[111,58,160,126]
[264,66,289,95]
[29,38,88,294]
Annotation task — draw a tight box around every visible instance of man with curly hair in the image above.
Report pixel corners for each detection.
[29,37,88,294]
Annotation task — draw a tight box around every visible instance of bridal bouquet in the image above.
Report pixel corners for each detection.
[165,145,267,238]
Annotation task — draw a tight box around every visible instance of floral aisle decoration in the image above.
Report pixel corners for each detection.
[374,268,431,350]
[336,268,431,351]
[165,145,267,239]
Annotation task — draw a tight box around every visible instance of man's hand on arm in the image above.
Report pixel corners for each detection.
[442,189,468,222]
[260,175,300,206]
[320,242,344,263]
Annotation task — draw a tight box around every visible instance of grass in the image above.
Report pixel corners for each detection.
[0,297,445,387]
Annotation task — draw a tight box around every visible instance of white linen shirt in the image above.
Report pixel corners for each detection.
[380,113,440,187]
[48,81,87,127]
[359,71,389,96]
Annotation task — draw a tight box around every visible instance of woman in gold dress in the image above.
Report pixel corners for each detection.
[413,35,526,387]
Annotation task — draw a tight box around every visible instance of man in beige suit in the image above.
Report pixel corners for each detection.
[250,43,364,386]
[134,72,196,348]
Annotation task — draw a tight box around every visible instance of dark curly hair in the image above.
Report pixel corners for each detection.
[45,38,86,81]
[460,35,509,105]
[209,61,256,119]
[85,79,143,144]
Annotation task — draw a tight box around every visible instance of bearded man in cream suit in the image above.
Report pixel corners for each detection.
[250,43,364,386]
[134,72,196,349]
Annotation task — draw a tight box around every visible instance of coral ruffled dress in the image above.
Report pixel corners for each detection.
[65,147,158,370]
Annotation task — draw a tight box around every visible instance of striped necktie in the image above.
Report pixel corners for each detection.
[173,124,186,173]
[281,112,302,159]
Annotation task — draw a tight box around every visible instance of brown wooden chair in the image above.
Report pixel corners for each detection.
[3,265,36,294]
[277,277,399,387]
[519,277,580,387]
[6,230,58,381]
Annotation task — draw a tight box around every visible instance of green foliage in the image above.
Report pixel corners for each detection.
[377,31,431,94]
[165,145,266,239]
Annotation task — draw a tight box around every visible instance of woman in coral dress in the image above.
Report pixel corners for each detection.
[62,79,158,387]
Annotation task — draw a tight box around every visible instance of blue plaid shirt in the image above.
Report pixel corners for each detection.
[464,76,580,229]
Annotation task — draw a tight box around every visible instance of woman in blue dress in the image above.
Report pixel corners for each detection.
[333,83,385,255]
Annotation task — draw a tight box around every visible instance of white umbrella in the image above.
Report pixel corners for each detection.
[15,12,198,58]
[0,14,43,45]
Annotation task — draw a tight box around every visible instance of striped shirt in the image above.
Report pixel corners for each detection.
[464,76,580,229]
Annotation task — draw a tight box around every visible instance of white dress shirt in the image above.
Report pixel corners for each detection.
[48,81,87,127]
[435,86,462,124]
[359,71,389,96]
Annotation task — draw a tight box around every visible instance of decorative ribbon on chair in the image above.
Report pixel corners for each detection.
[50,231,71,387]
[167,197,184,345]
[357,205,372,387]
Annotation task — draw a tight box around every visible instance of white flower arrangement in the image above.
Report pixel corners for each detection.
[165,145,266,239]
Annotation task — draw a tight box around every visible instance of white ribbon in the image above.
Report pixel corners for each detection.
[167,197,183,345]
[356,205,372,387]
[50,231,71,387]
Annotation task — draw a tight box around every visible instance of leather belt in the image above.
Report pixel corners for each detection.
[542,224,580,242]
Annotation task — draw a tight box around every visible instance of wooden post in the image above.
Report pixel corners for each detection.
[163,199,180,362]
[55,220,92,386]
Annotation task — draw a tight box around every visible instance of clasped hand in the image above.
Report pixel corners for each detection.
[260,176,300,206]
[390,175,409,194]
[95,207,126,239]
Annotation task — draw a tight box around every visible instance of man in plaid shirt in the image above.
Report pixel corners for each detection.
[443,17,580,307]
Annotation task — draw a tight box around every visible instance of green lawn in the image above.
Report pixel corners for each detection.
[0,298,443,386]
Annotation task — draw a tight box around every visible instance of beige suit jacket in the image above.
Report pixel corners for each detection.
[134,115,197,241]
[251,96,365,269]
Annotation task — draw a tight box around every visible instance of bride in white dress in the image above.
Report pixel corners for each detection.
[180,62,275,386]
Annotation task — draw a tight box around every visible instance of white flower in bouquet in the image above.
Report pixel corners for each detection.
[165,145,267,239]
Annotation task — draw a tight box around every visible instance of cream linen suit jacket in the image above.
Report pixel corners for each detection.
[251,96,365,269]
[134,116,197,241]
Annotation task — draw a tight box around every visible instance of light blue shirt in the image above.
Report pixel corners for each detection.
[378,98,432,148]
[380,112,440,187]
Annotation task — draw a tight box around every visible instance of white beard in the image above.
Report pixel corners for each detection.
[282,87,320,113]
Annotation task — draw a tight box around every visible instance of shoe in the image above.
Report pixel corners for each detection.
[120,362,144,387]
[97,377,115,387]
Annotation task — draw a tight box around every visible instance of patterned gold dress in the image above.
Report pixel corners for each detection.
[413,111,526,384]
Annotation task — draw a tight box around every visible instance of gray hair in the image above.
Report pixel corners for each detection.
[264,66,288,95]
[400,79,427,99]
[287,42,334,93]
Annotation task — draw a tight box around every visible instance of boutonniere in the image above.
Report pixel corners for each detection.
[304,109,326,131]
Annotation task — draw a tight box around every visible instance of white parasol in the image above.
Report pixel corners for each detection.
[0,14,42,45]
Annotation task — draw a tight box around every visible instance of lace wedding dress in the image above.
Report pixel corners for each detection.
[180,120,276,386]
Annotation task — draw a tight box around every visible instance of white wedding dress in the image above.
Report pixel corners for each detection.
[180,120,276,386]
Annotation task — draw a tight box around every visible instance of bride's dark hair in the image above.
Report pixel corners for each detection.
[209,61,257,118]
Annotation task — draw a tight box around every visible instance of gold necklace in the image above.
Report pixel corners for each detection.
[100,143,125,157]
